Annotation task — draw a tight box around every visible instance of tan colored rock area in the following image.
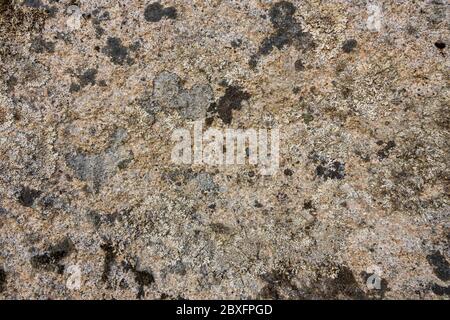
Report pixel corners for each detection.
[0,0,448,299]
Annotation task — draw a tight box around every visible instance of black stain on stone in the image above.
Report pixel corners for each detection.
[122,260,155,299]
[91,9,110,38]
[316,161,345,180]
[342,39,358,53]
[100,242,115,283]
[0,268,6,293]
[210,223,231,234]
[0,0,12,13]
[40,194,56,209]
[434,41,446,49]
[283,168,293,176]
[258,268,300,299]
[94,25,105,37]
[65,149,116,193]
[6,75,17,90]
[30,36,55,53]
[303,200,314,210]
[18,186,41,207]
[22,0,57,16]
[254,200,263,208]
[144,2,177,22]
[249,1,314,69]
[294,59,305,71]
[206,85,251,125]
[430,283,450,296]
[426,251,450,281]
[87,211,102,228]
[69,82,80,93]
[102,37,132,65]
[22,0,43,8]
[377,140,396,160]
[326,266,367,299]
[78,68,97,87]
[302,113,314,124]
[133,269,155,299]
[30,238,74,274]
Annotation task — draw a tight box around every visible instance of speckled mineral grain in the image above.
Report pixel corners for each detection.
[0,0,449,299]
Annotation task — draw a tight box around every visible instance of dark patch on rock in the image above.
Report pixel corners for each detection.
[342,39,358,53]
[377,140,396,160]
[78,68,97,87]
[6,75,17,90]
[18,186,41,207]
[30,238,74,274]
[341,87,352,99]
[22,0,44,9]
[129,40,141,52]
[207,85,250,124]
[133,269,155,299]
[325,266,366,299]
[430,283,450,296]
[100,242,115,283]
[30,36,55,53]
[21,0,56,16]
[168,260,186,276]
[102,37,131,65]
[283,168,293,176]
[144,2,177,22]
[94,25,105,37]
[92,9,110,21]
[426,251,450,281]
[249,1,314,69]
[91,9,110,38]
[254,200,263,208]
[0,268,6,293]
[294,59,305,71]
[0,0,49,44]
[123,260,155,299]
[22,0,43,8]
[258,283,280,299]
[210,223,231,234]
[316,161,345,180]
[40,194,56,209]
[87,211,102,228]
[0,0,12,13]
[303,200,314,210]
[258,267,301,299]
[302,113,314,124]
[434,41,446,49]
[150,71,214,120]
[69,82,80,93]
[276,192,288,202]
[65,152,106,193]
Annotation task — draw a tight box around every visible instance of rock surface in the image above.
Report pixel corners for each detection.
[0,0,448,299]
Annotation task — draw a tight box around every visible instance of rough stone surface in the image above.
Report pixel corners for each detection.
[0,0,449,299]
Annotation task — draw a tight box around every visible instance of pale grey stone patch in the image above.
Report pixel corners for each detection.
[143,71,214,121]
[65,128,133,193]
[195,172,217,192]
